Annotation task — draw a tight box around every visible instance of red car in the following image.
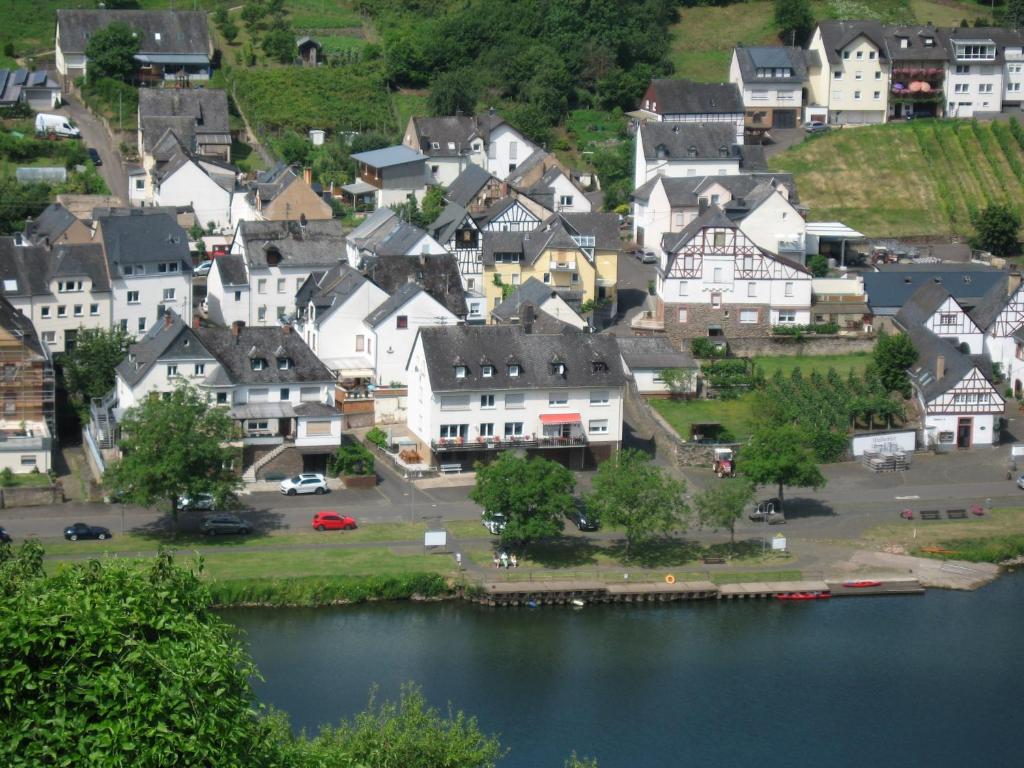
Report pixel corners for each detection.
[312,511,357,531]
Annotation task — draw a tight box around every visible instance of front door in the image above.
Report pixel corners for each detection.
[956,417,972,448]
[280,418,292,438]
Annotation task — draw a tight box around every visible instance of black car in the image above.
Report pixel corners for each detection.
[0,527,11,543]
[64,522,112,541]
[568,505,600,531]
[200,513,252,536]
[87,147,102,166]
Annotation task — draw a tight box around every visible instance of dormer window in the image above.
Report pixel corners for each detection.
[551,362,566,376]
[277,357,292,370]
[592,361,608,373]
[718,146,729,158]
[251,358,266,371]
[508,364,520,377]
[265,246,282,268]
[154,32,161,41]
[482,365,494,378]
[924,36,934,47]
[687,145,698,158]
[455,365,467,379]
[431,141,440,149]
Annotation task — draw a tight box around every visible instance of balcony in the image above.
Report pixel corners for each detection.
[430,434,588,452]
[549,260,577,271]
[892,67,944,82]
[777,236,804,253]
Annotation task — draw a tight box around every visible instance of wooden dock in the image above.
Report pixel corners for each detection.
[471,577,924,607]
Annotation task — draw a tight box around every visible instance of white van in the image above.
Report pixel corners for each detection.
[35,113,81,139]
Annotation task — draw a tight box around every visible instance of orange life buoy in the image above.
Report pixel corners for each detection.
[665,574,676,584]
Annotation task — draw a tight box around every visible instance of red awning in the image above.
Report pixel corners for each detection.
[539,412,581,425]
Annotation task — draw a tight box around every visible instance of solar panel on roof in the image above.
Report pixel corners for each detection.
[748,48,792,69]
[12,69,27,86]
[29,72,46,86]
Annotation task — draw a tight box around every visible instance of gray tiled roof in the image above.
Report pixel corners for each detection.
[193,325,333,385]
[616,336,696,370]
[883,26,948,62]
[445,165,495,207]
[305,263,368,322]
[0,294,46,359]
[97,211,191,269]
[26,203,77,243]
[734,46,808,84]
[939,26,1024,66]
[236,220,346,270]
[408,116,480,157]
[968,278,1011,331]
[139,89,230,152]
[633,172,800,210]
[643,79,743,114]
[559,212,621,251]
[817,20,888,66]
[905,323,992,400]
[214,253,248,286]
[895,281,955,329]
[364,281,427,328]
[864,265,1004,312]
[56,10,211,55]
[361,253,467,318]
[480,230,525,266]
[639,122,740,162]
[430,203,470,246]
[116,313,212,387]
[373,221,433,257]
[490,277,562,321]
[663,205,739,254]
[418,324,625,392]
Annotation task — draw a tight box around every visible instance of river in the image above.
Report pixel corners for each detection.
[222,572,1024,767]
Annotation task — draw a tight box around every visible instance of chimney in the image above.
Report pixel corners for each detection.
[303,167,312,186]
[499,181,509,197]
[192,313,201,330]
[936,355,945,380]
[163,311,173,329]
[282,323,292,335]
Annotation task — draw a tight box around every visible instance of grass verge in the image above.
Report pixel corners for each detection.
[915,535,1024,564]
[861,507,1024,564]
[650,393,759,442]
[207,572,451,607]
[753,352,870,379]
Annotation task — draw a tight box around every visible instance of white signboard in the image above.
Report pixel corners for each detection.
[424,530,447,548]
[771,533,787,552]
[1012,443,1024,458]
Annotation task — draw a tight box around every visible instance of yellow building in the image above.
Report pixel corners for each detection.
[806,20,890,125]
[481,213,619,324]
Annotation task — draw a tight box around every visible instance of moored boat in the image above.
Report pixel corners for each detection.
[776,592,831,601]
[842,580,882,588]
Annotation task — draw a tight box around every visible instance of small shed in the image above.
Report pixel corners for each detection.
[296,36,322,67]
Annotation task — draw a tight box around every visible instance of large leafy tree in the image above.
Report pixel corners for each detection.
[695,478,755,548]
[428,70,478,116]
[586,449,690,556]
[872,331,918,397]
[0,544,275,766]
[104,385,241,517]
[1004,0,1024,28]
[971,203,1021,256]
[84,21,140,83]
[774,0,815,46]
[262,27,296,64]
[420,185,447,226]
[470,453,576,547]
[741,426,825,514]
[60,326,132,408]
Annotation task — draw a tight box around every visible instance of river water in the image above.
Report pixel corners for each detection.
[222,572,1024,767]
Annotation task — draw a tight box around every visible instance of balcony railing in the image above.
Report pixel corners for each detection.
[892,67,944,81]
[549,260,577,271]
[777,236,804,252]
[431,434,588,452]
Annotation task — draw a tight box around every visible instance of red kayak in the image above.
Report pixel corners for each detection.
[776,592,831,601]
[842,580,881,588]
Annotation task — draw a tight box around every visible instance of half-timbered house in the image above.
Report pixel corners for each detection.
[974,276,1024,397]
[655,206,811,346]
[895,282,984,354]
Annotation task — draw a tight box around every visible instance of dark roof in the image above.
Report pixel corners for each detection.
[193,325,333,385]
[214,253,248,286]
[361,253,467,318]
[52,243,111,292]
[364,282,440,328]
[738,144,768,171]
[97,211,190,269]
[663,205,740,254]
[26,203,78,243]
[116,313,212,386]
[445,165,496,207]
[491,277,566,322]
[639,123,740,162]
[139,89,230,152]
[643,79,743,115]
[56,10,211,56]
[939,26,1024,66]
[0,294,47,359]
[417,325,626,392]
[733,46,808,84]
[305,263,369,321]
[816,20,888,66]
[249,163,299,204]
[905,324,992,400]
[863,265,1005,312]
[0,68,59,105]
[894,281,956,329]
[616,336,696,370]
[968,278,1012,331]
[521,166,579,210]
[236,220,346,270]
[373,221,434,258]
[430,203,471,246]
[407,113,511,157]
[883,26,948,62]
[480,230,525,266]
[559,212,621,251]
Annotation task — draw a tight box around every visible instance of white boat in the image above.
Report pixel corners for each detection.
[571,598,585,608]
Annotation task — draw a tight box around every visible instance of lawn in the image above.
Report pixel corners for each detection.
[650,393,760,442]
[564,109,627,150]
[753,352,871,379]
[1,472,53,488]
[319,34,369,55]
[860,507,1024,552]
[198,547,450,581]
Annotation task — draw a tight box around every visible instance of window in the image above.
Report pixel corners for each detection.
[784,281,794,297]
[570,273,579,284]
[747,282,756,298]
[234,290,242,302]
[163,288,175,302]
[277,357,291,370]
[590,390,609,406]
[954,393,982,405]
[777,310,797,324]
[939,313,958,325]
[194,363,205,375]
[480,394,495,409]
[166,364,178,377]
[508,364,520,377]
[487,143,497,159]
[89,304,99,316]
[853,90,862,100]
[833,71,843,80]
[42,331,55,344]
[277,307,287,321]
[843,51,850,60]
[678,307,687,323]
[157,262,178,273]
[875,71,881,80]
[137,318,146,332]
[589,419,609,435]
[251,358,265,371]
[503,421,524,437]
[119,319,128,332]
[455,365,467,379]
[277,278,286,294]
[40,306,50,319]
[678,281,688,297]
[57,305,67,318]
[257,279,267,294]
[126,291,139,304]
[280,387,290,401]
[979,83,993,94]
[300,386,320,402]
[711,292,722,308]
[713,231,726,247]
[509,141,518,160]
[855,71,863,80]
[713,267,723,282]
[855,50,863,59]
[740,309,758,324]
[955,83,969,94]
[495,253,520,264]
[482,365,494,378]
[249,388,269,402]
[58,280,83,292]
[559,195,574,207]
[505,393,524,409]
[257,306,267,322]
[247,420,269,432]
[73,305,82,317]
[543,272,551,284]
[873,91,881,100]
[479,423,494,437]
[1009,83,1022,93]
[396,315,408,329]
[134,179,144,190]
[548,392,568,406]
[869,51,875,59]
[956,65,970,74]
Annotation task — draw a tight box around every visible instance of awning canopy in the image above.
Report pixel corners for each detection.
[134,53,211,65]
[230,402,295,420]
[341,180,377,195]
[806,222,865,240]
[539,412,581,425]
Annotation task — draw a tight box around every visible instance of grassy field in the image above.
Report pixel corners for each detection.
[770,119,1024,237]
[753,352,871,379]
[860,507,1024,549]
[651,392,760,442]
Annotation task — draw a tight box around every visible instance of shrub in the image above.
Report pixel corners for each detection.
[329,442,375,476]
[206,573,451,606]
[365,426,389,450]
[691,337,725,359]
[0,468,13,487]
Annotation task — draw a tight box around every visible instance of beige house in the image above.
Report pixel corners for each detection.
[24,203,94,247]
[249,165,332,222]
[806,20,890,125]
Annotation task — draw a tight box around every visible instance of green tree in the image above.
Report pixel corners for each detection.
[808,253,829,277]
[695,478,755,548]
[470,453,576,547]
[872,331,918,396]
[0,545,276,766]
[774,0,814,46]
[329,441,375,476]
[661,367,695,395]
[241,0,267,32]
[586,449,690,556]
[84,21,140,83]
[221,19,239,45]
[262,27,296,65]
[420,185,446,225]
[1004,0,1024,28]
[428,70,479,116]
[104,385,241,518]
[741,425,825,514]
[970,203,1021,256]
[60,326,133,410]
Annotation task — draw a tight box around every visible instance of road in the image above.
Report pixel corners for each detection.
[58,94,128,203]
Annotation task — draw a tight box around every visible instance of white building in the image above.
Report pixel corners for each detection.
[942,27,1009,117]
[633,122,742,189]
[615,336,698,396]
[729,46,808,130]
[150,144,252,232]
[96,211,193,338]
[636,79,745,144]
[406,324,626,469]
[972,276,1024,398]
[895,282,985,355]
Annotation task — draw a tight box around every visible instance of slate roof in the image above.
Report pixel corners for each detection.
[816,20,888,66]
[905,323,992,401]
[303,263,368,321]
[616,336,696,370]
[894,281,957,329]
[643,79,743,114]
[26,203,78,244]
[193,325,334,385]
[56,10,211,56]
[373,221,432,257]
[883,26,948,62]
[639,122,740,162]
[346,206,397,247]
[521,166,579,210]
[0,238,49,298]
[490,277,566,322]
[480,230,526,266]
[663,205,742,254]
[0,68,60,105]
[416,324,625,392]
[96,211,191,269]
[733,46,808,84]
[0,294,46,359]
[430,203,471,245]
[939,26,1024,66]
[968,278,1011,331]
[360,253,467,318]
[249,163,299,204]
[350,145,426,169]
[863,265,1005,313]
[139,89,230,153]
[364,281,436,328]
[407,113,513,158]
[560,212,621,251]
[214,253,248,286]
[116,313,211,387]
[236,220,346,270]
[445,165,495,207]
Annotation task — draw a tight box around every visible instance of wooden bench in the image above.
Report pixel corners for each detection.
[919,510,940,520]
[946,509,967,519]
[702,555,726,565]
[439,463,463,474]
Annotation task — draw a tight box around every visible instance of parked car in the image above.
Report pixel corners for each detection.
[804,121,830,134]
[640,250,658,264]
[482,511,507,535]
[1016,473,1024,490]
[748,498,785,524]
[178,492,215,511]
[63,522,112,541]
[193,260,213,277]
[0,526,11,543]
[279,473,328,496]
[87,147,102,166]
[312,511,357,531]
[567,505,600,531]
[199,514,251,536]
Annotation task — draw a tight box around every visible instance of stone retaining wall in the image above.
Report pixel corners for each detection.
[727,334,876,358]
[1,484,64,509]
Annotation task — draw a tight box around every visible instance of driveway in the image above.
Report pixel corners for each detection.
[605,251,656,336]
[759,126,806,159]
[57,94,127,203]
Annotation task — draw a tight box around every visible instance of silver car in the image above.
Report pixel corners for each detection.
[279,473,328,496]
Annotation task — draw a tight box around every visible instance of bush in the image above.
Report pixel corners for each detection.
[206,573,451,606]
[691,338,725,359]
[0,468,13,487]
[919,535,1024,564]
[365,427,389,450]
[329,442,376,476]
[772,322,839,338]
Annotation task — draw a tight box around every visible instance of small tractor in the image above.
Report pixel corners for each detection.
[712,447,736,478]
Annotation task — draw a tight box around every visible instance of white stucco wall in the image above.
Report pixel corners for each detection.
[369,291,458,386]
[111,272,192,337]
